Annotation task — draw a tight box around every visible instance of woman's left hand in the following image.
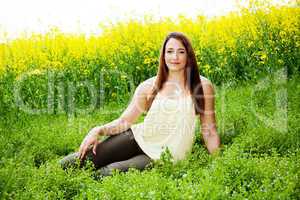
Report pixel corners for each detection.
[78,127,101,160]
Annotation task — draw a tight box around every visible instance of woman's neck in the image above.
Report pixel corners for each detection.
[166,70,185,87]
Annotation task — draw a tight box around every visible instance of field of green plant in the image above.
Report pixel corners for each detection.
[0,2,299,199]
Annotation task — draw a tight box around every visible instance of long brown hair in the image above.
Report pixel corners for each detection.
[146,32,205,115]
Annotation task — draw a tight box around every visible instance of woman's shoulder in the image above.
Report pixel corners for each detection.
[200,75,212,84]
[200,75,210,82]
[200,75,214,94]
[136,76,156,95]
[141,76,156,89]
[145,76,157,84]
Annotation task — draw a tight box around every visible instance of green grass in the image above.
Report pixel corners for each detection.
[0,73,299,199]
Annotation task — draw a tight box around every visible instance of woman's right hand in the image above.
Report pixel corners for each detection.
[78,126,102,160]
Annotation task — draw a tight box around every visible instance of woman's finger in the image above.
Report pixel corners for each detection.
[80,149,86,160]
[79,144,88,160]
[78,132,97,160]
[92,141,99,155]
[78,143,85,156]
[79,140,87,153]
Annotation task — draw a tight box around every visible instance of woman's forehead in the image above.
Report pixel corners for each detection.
[165,38,185,49]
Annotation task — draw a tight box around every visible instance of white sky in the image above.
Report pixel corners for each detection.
[0,0,292,40]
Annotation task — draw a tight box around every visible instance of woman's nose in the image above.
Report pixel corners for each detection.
[171,52,179,59]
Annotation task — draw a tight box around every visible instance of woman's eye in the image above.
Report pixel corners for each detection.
[166,50,185,54]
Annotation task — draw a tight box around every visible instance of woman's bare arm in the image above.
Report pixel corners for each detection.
[199,79,221,155]
[95,79,152,136]
[78,78,154,159]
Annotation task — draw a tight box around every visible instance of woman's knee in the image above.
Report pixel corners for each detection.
[59,152,81,169]
[59,150,94,170]
[106,154,152,172]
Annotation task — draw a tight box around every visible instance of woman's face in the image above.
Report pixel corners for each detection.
[164,38,187,72]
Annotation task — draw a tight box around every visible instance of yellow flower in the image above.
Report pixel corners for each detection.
[247,41,254,47]
[279,31,286,38]
[218,47,225,54]
[143,58,151,65]
[121,74,127,80]
[203,64,210,69]
[260,53,267,60]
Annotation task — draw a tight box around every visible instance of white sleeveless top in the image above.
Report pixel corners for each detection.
[131,91,197,162]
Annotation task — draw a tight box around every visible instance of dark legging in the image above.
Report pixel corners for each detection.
[60,128,152,176]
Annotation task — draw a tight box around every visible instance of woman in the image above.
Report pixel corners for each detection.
[60,32,221,177]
